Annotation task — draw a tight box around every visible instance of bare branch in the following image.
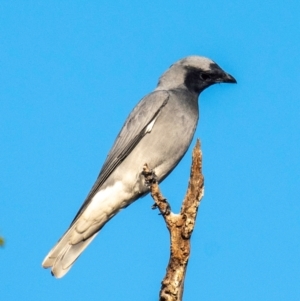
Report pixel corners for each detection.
[143,139,204,301]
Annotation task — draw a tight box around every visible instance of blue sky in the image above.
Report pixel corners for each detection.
[1,1,300,300]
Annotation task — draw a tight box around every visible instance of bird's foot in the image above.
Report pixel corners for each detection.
[142,164,157,187]
[158,202,171,216]
[151,199,171,215]
[151,203,158,210]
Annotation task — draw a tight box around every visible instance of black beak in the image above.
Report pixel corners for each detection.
[221,72,237,84]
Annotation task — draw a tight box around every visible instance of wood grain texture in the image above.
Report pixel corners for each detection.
[142,139,204,301]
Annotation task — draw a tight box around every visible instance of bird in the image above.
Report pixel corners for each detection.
[42,55,236,278]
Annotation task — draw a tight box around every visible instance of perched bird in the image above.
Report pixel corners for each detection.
[42,55,236,278]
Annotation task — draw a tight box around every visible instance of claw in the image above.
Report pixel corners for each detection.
[158,203,171,216]
[151,203,158,210]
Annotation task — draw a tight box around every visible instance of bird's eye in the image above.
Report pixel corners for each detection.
[200,73,211,81]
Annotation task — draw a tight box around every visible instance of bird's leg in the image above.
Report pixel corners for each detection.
[142,165,158,186]
[142,164,171,216]
[142,164,159,210]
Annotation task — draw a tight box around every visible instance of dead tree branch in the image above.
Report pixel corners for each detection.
[142,139,204,301]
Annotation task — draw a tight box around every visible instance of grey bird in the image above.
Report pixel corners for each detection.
[42,55,236,278]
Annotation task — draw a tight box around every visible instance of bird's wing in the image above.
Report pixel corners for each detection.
[71,90,170,224]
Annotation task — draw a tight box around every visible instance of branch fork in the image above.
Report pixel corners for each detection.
[142,139,204,301]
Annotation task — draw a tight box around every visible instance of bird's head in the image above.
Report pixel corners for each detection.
[157,56,236,95]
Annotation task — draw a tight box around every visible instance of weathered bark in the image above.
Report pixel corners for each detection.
[142,139,204,301]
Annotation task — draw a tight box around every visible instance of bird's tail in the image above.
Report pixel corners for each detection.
[42,225,98,278]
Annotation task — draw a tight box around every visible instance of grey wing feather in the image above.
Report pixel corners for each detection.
[70,90,170,224]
